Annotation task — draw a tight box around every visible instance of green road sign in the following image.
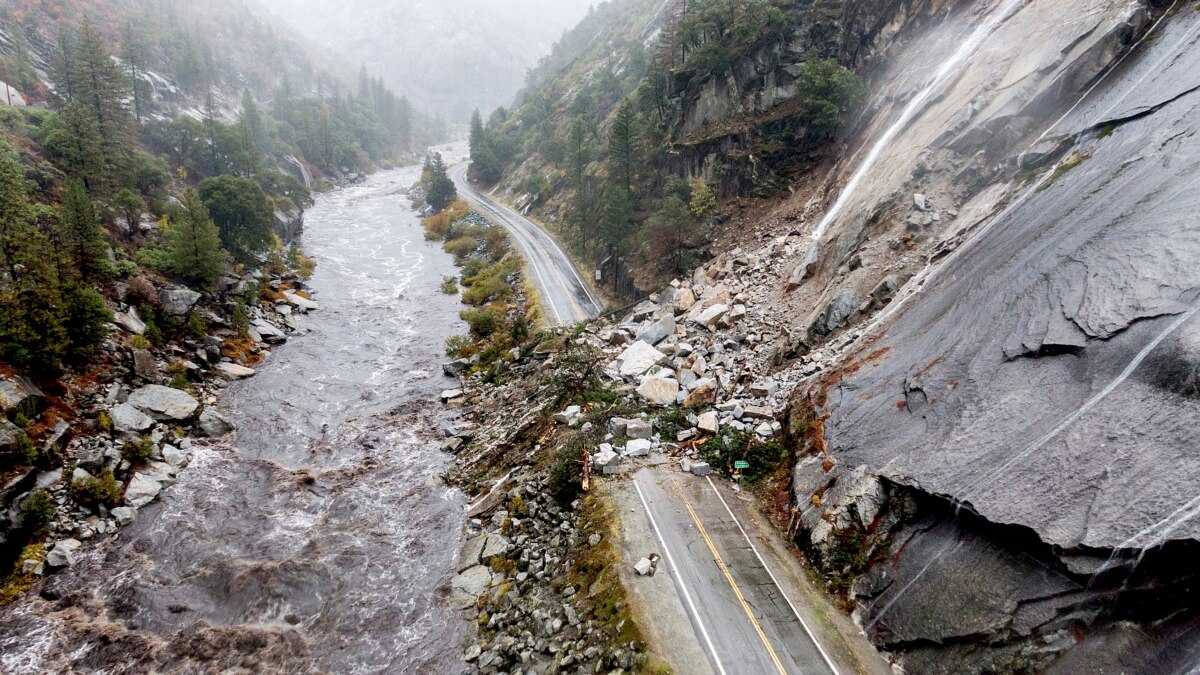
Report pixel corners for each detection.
[733,460,750,470]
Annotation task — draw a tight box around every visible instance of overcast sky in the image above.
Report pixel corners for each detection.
[258,0,599,120]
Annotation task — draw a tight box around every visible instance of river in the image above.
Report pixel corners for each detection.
[0,161,470,673]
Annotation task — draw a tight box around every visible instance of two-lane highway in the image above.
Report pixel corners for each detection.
[450,163,603,325]
[631,468,857,675]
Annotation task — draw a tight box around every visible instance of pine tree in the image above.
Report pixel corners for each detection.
[121,22,152,123]
[46,101,106,189]
[469,110,486,157]
[608,100,639,193]
[59,180,108,283]
[62,19,136,190]
[425,153,457,212]
[0,141,69,370]
[240,89,263,150]
[168,190,226,286]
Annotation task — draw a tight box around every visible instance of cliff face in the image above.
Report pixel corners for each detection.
[519,0,1200,669]
[774,0,1200,671]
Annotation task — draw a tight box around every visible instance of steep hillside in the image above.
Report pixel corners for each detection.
[465,0,1200,671]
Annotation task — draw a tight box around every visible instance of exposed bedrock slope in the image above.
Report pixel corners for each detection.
[784,2,1200,672]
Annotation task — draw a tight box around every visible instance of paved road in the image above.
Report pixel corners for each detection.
[632,468,841,675]
[450,163,603,325]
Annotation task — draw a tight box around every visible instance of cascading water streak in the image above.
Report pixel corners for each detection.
[808,0,1027,243]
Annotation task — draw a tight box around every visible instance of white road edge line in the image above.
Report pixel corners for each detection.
[452,166,565,324]
[634,476,729,675]
[454,163,603,315]
[706,476,842,675]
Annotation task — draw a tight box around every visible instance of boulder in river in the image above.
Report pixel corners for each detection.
[125,472,163,507]
[450,565,494,610]
[196,409,234,437]
[45,538,82,567]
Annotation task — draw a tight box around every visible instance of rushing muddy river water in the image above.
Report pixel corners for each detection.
[0,164,469,673]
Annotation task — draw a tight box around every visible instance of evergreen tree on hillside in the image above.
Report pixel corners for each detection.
[168,190,227,286]
[199,174,276,253]
[565,116,595,235]
[58,180,108,283]
[425,153,457,212]
[121,22,153,123]
[45,101,106,189]
[240,89,264,151]
[0,142,69,370]
[56,18,136,191]
[607,100,639,193]
[469,110,486,157]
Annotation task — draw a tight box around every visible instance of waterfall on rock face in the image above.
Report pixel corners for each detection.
[808,0,1027,244]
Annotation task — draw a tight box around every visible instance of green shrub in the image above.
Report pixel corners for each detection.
[443,235,479,260]
[169,373,189,390]
[70,468,121,509]
[461,307,505,339]
[232,302,249,335]
[187,312,207,338]
[2,431,37,468]
[135,242,171,272]
[116,259,140,278]
[440,276,459,294]
[121,436,153,465]
[699,427,787,482]
[125,335,151,350]
[62,286,112,361]
[18,490,56,536]
[445,334,472,357]
[96,410,113,434]
[144,318,164,346]
[549,440,585,506]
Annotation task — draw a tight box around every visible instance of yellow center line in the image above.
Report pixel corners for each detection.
[672,476,791,675]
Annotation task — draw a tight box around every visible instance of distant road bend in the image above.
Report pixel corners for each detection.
[450,163,603,325]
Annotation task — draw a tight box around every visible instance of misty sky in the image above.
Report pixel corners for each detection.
[258,0,599,121]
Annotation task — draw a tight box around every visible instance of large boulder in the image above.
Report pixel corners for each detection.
[252,319,287,344]
[124,472,163,507]
[283,291,319,312]
[613,341,669,379]
[450,565,494,610]
[126,385,200,422]
[0,376,46,419]
[110,403,154,433]
[636,313,675,346]
[132,349,159,381]
[196,409,235,437]
[808,291,859,342]
[158,288,202,316]
[112,311,146,335]
[215,362,256,380]
[0,418,24,453]
[45,538,82,567]
[637,376,679,407]
[695,303,729,330]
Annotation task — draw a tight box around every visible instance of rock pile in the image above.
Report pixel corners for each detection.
[0,268,320,576]
[451,476,643,673]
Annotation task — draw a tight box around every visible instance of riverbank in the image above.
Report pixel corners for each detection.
[0,165,472,672]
